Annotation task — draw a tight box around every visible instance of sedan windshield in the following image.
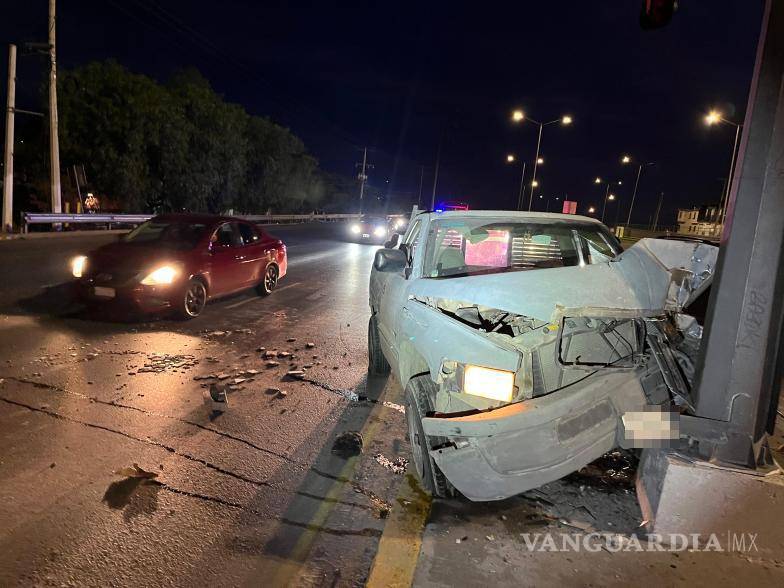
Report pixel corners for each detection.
[123,220,208,249]
[423,218,620,278]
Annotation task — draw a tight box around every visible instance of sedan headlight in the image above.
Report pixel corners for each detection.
[463,365,515,403]
[71,255,87,278]
[394,219,404,229]
[350,224,361,234]
[373,226,387,238]
[141,265,179,286]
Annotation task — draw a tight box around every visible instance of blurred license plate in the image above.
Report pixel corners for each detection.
[93,286,115,298]
[362,233,370,238]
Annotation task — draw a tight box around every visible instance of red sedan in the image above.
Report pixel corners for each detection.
[71,214,287,318]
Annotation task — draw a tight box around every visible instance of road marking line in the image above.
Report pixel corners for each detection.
[224,282,301,309]
[269,385,391,587]
[366,467,432,588]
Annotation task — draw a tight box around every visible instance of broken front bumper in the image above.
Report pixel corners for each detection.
[421,371,647,501]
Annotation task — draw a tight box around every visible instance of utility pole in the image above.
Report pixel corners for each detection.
[516,161,526,211]
[430,134,443,210]
[355,147,373,215]
[48,0,62,218]
[2,44,15,232]
[417,165,424,208]
[651,191,664,230]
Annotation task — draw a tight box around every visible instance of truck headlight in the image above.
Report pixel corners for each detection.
[463,365,515,403]
[141,265,179,285]
[373,226,387,237]
[350,224,361,234]
[71,255,87,278]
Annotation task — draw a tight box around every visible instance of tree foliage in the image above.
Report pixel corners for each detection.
[57,61,352,213]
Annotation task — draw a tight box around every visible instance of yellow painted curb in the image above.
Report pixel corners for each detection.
[366,469,432,588]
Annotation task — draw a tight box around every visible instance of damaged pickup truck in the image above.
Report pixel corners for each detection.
[368,210,717,501]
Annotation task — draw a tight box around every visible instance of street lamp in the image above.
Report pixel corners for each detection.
[588,206,596,214]
[621,154,656,226]
[596,179,622,222]
[505,154,527,210]
[537,157,544,165]
[704,109,743,227]
[511,109,573,210]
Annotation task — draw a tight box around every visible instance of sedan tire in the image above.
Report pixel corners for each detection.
[178,278,207,319]
[257,263,279,296]
[368,315,391,375]
[405,376,454,498]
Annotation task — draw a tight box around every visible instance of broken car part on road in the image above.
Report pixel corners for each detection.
[369,211,718,501]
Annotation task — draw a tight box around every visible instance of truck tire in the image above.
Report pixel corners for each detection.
[405,375,454,498]
[368,315,391,375]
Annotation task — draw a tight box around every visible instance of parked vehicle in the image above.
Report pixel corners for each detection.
[368,210,717,500]
[71,213,287,318]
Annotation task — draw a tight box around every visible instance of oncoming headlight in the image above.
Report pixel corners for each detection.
[394,219,404,229]
[350,224,361,234]
[463,365,515,403]
[141,265,179,286]
[373,226,387,238]
[71,255,87,278]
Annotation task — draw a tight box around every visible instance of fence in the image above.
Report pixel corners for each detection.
[21,212,361,233]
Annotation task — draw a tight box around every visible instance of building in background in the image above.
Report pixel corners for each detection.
[677,204,722,237]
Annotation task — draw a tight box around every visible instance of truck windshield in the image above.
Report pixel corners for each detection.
[423,218,620,278]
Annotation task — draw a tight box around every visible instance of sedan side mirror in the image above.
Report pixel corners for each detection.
[373,248,407,273]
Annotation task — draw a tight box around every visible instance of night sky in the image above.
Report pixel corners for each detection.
[1,1,765,224]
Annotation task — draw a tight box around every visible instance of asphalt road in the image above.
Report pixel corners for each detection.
[0,223,409,587]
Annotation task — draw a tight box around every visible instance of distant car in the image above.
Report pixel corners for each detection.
[368,210,718,501]
[387,215,409,234]
[348,215,390,243]
[71,213,287,318]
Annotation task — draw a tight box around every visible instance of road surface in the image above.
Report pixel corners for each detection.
[0,223,409,586]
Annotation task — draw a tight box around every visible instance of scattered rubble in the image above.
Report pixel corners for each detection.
[332,431,363,457]
[137,353,198,373]
[204,383,229,412]
[305,342,315,348]
[286,370,305,380]
[113,463,158,479]
[266,361,280,368]
[373,453,409,474]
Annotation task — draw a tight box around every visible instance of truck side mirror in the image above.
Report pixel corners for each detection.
[373,248,407,273]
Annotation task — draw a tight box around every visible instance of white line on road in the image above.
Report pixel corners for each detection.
[224,282,302,309]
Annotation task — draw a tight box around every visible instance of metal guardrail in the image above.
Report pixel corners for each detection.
[21,212,361,232]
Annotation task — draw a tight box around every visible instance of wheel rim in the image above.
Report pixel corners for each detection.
[264,265,278,292]
[407,400,427,480]
[184,282,206,317]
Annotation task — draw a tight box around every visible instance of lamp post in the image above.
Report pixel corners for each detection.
[595,177,622,222]
[505,154,527,211]
[705,110,742,227]
[621,155,656,226]
[511,109,572,211]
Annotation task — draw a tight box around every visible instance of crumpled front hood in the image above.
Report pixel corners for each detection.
[408,238,718,322]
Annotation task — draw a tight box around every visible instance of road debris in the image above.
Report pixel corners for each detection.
[204,383,229,412]
[373,453,409,474]
[287,337,297,342]
[137,353,198,373]
[306,342,315,348]
[286,370,305,380]
[332,431,363,457]
[113,463,159,479]
[382,401,405,414]
[266,361,280,368]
